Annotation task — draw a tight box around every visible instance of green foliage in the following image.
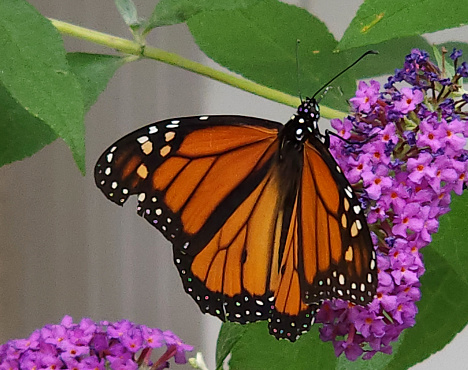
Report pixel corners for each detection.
[66,53,126,112]
[144,0,262,31]
[0,0,85,172]
[0,83,57,166]
[187,0,435,111]
[339,0,468,50]
[0,0,125,171]
[216,322,336,370]
[114,0,140,28]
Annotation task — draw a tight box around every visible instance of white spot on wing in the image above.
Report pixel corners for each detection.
[199,116,209,120]
[148,126,158,134]
[137,136,149,144]
[356,219,362,230]
[166,120,180,128]
[344,187,353,198]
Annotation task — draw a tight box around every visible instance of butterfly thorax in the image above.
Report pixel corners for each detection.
[274,98,323,213]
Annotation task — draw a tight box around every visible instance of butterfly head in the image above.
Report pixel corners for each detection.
[282,97,321,145]
[297,97,320,123]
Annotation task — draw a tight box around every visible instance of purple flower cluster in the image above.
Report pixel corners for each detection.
[0,316,193,369]
[316,49,468,360]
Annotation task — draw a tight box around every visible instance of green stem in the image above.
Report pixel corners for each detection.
[50,18,346,120]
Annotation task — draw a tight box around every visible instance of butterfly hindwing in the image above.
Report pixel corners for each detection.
[268,194,317,340]
[174,164,282,323]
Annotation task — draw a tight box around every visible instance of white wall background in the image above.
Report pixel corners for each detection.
[1,1,467,369]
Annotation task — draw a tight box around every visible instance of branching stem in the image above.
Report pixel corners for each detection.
[50,18,347,120]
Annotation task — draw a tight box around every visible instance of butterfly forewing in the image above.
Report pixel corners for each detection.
[299,140,377,306]
[96,115,289,321]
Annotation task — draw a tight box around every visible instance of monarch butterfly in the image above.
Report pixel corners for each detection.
[95,55,378,342]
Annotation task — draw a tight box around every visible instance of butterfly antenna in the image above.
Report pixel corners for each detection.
[311,50,378,100]
[296,39,303,102]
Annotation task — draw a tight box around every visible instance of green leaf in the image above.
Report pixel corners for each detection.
[425,192,468,285]
[144,0,262,32]
[216,322,247,370]
[338,0,468,50]
[217,322,337,370]
[114,0,140,28]
[0,0,85,173]
[187,0,362,111]
[349,36,432,79]
[66,53,126,112]
[0,82,57,167]
[0,53,124,168]
[187,1,434,112]
[432,46,455,80]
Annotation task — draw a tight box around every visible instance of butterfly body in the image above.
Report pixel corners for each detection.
[95,98,377,341]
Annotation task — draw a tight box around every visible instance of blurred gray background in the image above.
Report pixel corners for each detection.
[1,1,467,369]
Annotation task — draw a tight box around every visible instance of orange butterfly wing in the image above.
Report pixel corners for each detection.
[298,140,377,307]
[96,116,288,323]
[267,130,377,341]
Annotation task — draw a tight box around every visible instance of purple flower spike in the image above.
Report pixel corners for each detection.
[316,49,468,360]
[0,316,193,369]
